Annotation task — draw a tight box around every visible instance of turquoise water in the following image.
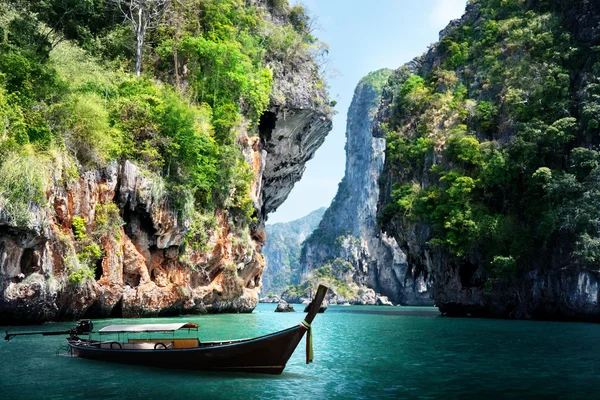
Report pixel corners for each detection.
[1,304,599,399]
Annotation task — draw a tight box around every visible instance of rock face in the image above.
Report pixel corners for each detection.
[259,110,332,217]
[262,207,326,295]
[376,296,393,306]
[0,118,332,324]
[0,11,333,324]
[300,70,433,305]
[375,0,600,320]
[257,1,333,218]
[0,161,261,323]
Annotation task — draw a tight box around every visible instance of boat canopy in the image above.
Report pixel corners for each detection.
[98,323,198,334]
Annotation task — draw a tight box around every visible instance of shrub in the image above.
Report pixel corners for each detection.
[184,211,217,251]
[68,265,95,285]
[390,182,421,216]
[0,87,28,149]
[66,93,117,166]
[93,203,124,239]
[72,216,87,241]
[475,101,496,131]
[78,243,103,264]
[0,150,48,228]
[575,234,600,264]
[490,256,516,278]
[447,135,483,166]
[50,40,121,96]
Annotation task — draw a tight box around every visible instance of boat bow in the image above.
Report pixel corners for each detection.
[298,284,328,364]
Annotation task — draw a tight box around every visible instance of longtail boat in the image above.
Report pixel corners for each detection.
[5,285,329,375]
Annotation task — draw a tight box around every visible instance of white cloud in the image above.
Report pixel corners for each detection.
[429,0,468,30]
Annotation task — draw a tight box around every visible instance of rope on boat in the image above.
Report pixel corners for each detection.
[300,320,313,364]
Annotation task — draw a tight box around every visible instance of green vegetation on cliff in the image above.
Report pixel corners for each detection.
[380,0,600,287]
[0,0,321,230]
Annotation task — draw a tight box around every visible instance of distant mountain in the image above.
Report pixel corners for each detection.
[262,208,326,295]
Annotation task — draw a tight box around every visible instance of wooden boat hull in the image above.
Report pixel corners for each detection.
[67,325,306,375]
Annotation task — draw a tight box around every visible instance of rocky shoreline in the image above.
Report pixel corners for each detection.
[280,286,393,306]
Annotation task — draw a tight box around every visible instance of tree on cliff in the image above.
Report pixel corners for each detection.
[113,0,171,76]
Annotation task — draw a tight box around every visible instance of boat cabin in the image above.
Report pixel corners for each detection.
[97,322,200,350]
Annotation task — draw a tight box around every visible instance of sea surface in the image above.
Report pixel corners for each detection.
[1,304,599,399]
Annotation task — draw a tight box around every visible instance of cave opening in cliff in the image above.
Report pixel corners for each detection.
[124,273,141,287]
[19,248,36,275]
[121,203,157,240]
[94,259,103,281]
[459,261,478,288]
[258,111,277,143]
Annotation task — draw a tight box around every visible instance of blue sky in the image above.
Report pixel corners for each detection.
[268,0,468,224]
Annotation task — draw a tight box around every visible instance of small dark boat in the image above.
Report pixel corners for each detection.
[5,285,328,375]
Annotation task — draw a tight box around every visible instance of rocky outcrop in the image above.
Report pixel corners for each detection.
[274,300,294,312]
[259,109,332,215]
[281,283,398,306]
[259,294,280,303]
[375,0,600,320]
[255,1,333,219]
[376,296,393,306]
[300,70,433,306]
[1,104,332,323]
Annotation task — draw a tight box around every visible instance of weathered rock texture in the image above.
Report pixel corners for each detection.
[300,70,433,305]
[0,160,258,323]
[375,0,600,320]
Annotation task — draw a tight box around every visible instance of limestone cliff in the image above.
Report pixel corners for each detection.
[299,70,432,305]
[0,1,332,324]
[376,0,600,320]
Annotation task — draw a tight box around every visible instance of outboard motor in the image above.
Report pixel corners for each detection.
[74,320,93,335]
